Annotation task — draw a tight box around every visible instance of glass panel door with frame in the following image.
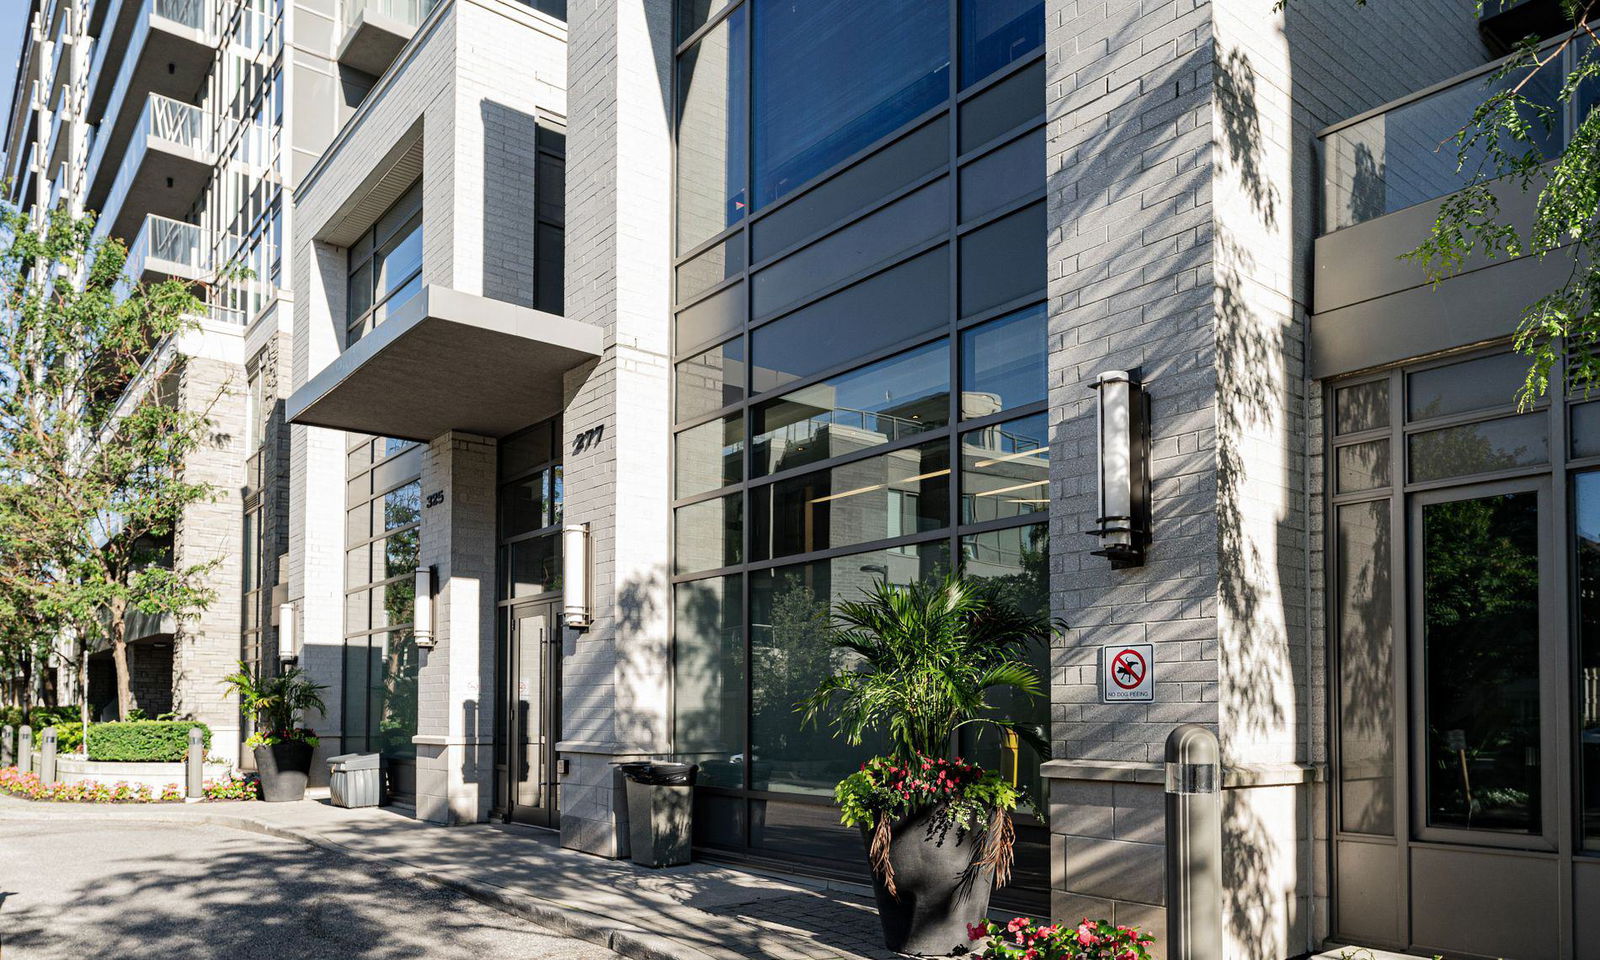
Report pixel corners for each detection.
[504,600,560,827]
[1411,481,1556,847]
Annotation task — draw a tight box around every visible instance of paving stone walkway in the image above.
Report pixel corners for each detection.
[0,791,910,960]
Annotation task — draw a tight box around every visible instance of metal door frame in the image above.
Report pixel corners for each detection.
[503,597,561,828]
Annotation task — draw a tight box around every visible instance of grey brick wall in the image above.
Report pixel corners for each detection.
[1043,0,1488,952]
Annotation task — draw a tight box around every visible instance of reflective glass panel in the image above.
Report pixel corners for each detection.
[960,303,1046,417]
[750,439,951,560]
[958,59,1044,152]
[749,246,949,392]
[751,339,950,477]
[959,128,1044,222]
[749,541,950,794]
[1335,440,1391,493]
[675,493,744,574]
[676,415,745,498]
[677,6,749,251]
[672,574,745,788]
[677,234,746,304]
[958,522,1048,802]
[960,0,1044,87]
[1573,400,1600,459]
[1336,500,1394,835]
[1575,472,1600,850]
[677,338,746,422]
[1421,491,1541,834]
[501,469,550,538]
[959,201,1045,316]
[1407,352,1529,422]
[751,0,950,207]
[961,411,1048,523]
[1408,413,1548,482]
[1335,379,1389,435]
[508,535,561,598]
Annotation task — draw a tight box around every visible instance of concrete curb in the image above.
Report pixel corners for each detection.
[0,796,721,960]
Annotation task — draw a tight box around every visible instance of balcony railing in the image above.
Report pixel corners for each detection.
[97,93,207,240]
[344,0,438,31]
[86,0,209,117]
[127,214,205,276]
[1319,42,1590,233]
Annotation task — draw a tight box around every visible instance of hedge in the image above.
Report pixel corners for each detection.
[85,721,212,762]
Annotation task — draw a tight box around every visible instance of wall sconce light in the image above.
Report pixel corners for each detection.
[563,523,591,629]
[413,565,437,649]
[1088,369,1151,568]
[277,602,298,662]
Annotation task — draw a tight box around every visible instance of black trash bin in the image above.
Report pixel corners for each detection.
[618,761,697,867]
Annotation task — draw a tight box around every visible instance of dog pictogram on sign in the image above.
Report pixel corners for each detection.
[1101,643,1154,702]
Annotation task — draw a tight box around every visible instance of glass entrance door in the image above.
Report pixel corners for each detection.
[1410,481,1557,848]
[504,600,560,827]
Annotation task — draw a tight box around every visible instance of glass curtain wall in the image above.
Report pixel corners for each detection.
[343,437,422,799]
[670,0,1046,883]
[204,0,285,324]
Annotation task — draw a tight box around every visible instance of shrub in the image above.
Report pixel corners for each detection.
[86,720,212,762]
[33,721,85,753]
[0,705,82,729]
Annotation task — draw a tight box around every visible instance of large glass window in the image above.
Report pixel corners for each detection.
[676,6,747,251]
[346,183,423,345]
[750,0,949,208]
[499,422,564,601]
[343,436,422,787]
[1336,500,1394,835]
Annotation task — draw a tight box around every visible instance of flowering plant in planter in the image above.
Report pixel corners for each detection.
[798,575,1060,955]
[968,917,1157,960]
[836,755,1024,891]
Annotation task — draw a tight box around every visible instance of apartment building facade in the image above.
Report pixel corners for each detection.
[10,0,1600,956]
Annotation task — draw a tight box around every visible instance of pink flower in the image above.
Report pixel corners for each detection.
[1076,921,1099,947]
[967,923,987,942]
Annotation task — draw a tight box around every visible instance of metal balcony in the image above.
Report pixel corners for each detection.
[338,0,439,78]
[126,214,206,283]
[83,0,212,212]
[95,94,212,243]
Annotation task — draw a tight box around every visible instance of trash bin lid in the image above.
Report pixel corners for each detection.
[617,761,697,785]
[327,752,382,770]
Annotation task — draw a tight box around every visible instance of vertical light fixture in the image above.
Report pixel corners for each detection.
[413,565,437,648]
[1088,369,1151,567]
[563,523,591,629]
[277,602,298,662]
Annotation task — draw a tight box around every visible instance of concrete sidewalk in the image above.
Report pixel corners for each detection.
[0,792,904,960]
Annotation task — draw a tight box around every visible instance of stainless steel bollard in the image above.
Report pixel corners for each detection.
[1,724,13,767]
[39,727,57,783]
[17,724,31,774]
[1165,724,1222,960]
[186,727,204,799]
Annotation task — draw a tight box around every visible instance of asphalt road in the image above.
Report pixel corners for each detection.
[0,818,620,960]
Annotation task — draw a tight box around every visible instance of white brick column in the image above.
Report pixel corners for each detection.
[413,432,498,825]
[558,0,674,858]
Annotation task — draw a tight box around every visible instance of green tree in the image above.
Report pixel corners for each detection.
[0,203,223,733]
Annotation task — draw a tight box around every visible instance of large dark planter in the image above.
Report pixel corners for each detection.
[254,740,314,802]
[865,805,995,957]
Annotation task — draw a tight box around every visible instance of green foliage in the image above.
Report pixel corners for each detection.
[0,201,224,722]
[36,721,85,753]
[836,755,1021,831]
[0,705,80,730]
[797,575,1059,764]
[85,720,211,762]
[222,661,327,737]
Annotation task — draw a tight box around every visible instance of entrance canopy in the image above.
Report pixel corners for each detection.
[286,286,602,442]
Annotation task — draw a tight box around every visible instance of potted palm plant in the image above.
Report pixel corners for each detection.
[222,661,328,802]
[799,575,1055,957]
